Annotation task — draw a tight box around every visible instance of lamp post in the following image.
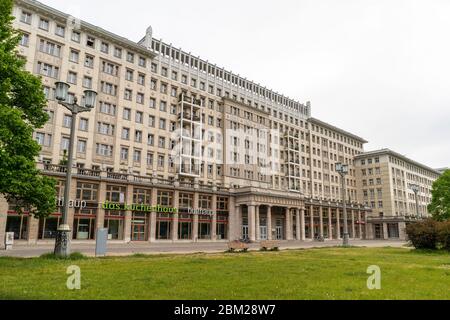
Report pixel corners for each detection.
[410,184,421,219]
[336,162,350,246]
[54,82,97,257]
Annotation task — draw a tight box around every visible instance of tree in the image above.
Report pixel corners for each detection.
[428,170,450,222]
[0,0,56,218]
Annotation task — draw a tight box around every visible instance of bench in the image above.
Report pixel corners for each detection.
[228,241,249,252]
[260,241,280,251]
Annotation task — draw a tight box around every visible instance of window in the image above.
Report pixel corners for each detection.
[83,76,92,89]
[99,102,116,115]
[63,115,72,128]
[139,56,146,67]
[181,74,187,84]
[120,148,129,161]
[159,118,166,130]
[38,62,59,78]
[146,153,154,166]
[135,131,143,143]
[123,108,131,121]
[148,116,155,127]
[127,52,134,63]
[160,83,167,94]
[86,36,96,49]
[77,140,87,153]
[171,71,177,81]
[136,93,144,104]
[124,89,132,101]
[102,61,119,76]
[96,122,115,136]
[67,72,77,85]
[85,55,94,68]
[69,50,79,63]
[20,11,32,24]
[135,111,143,124]
[158,155,165,168]
[158,137,166,148]
[96,144,113,157]
[35,132,45,146]
[138,73,145,85]
[61,137,70,151]
[79,118,89,131]
[159,101,167,112]
[39,39,61,57]
[101,82,117,96]
[114,47,122,58]
[133,150,141,163]
[55,25,65,37]
[151,63,158,73]
[39,18,49,31]
[148,134,154,146]
[149,98,156,109]
[121,128,130,140]
[19,33,29,47]
[101,42,109,54]
[126,69,134,81]
[71,31,81,42]
[171,86,177,97]
[151,78,157,90]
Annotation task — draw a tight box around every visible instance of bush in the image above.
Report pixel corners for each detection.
[40,252,87,260]
[406,219,440,250]
[438,221,450,251]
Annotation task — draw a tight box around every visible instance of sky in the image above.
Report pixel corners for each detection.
[40,0,450,169]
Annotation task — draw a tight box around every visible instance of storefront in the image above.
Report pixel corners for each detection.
[6,211,29,240]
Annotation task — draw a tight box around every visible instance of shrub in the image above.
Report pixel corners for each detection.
[406,219,440,250]
[40,252,87,260]
[438,221,450,251]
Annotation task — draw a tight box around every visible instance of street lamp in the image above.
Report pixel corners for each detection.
[54,81,97,257]
[336,162,350,246]
[410,184,421,219]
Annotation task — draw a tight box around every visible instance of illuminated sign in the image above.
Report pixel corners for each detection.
[101,201,178,213]
[188,208,214,216]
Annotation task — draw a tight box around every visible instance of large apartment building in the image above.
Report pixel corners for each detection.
[355,149,441,240]
[1,0,438,246]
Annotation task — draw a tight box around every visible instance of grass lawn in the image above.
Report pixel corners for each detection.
[0,247,449,300]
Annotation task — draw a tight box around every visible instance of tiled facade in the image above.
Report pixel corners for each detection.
[0,0,440,247]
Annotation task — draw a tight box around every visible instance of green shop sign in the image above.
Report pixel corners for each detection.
[102,201,178,213]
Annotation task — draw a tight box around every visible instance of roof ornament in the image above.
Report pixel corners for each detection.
[145,26,153,50]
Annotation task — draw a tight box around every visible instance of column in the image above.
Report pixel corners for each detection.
[228,196,236,241]
[0,196,8,250]
[171,190,180,242]
[310,205,314,239]
[267,206,273,241]
[96,181,107,230]
[383,223,389,240]
[351,210,356,239]
[328,207,333,240]
[300,207,306,241]
[248,204,256,242]
[149,188,158,242]
[124,185,134,243]
[255,205,260,241]
[319,207,324,238]
[193,192,199,242]
[284,208,289,240]
[336,209,341,239]
[358,210,364,240]
[233,204,241,241]
[296,208,301,241]
[211,194,218,241]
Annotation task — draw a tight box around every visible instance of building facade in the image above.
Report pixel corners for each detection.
[355,149,441,240]
[4,0,437,247]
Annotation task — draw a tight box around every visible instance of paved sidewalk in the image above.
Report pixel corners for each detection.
[0,240,409,258]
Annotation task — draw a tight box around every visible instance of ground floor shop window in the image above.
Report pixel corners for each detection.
[132,212,149,241]
[73,218,96,240]
[178,214,192,240]
[157,214,172,240]
[388,223,400,238]
[217,214,228,240]
[198,216,212,240]
[6,214,29,240]
[38,216,60,239]
[104,211,125,240]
